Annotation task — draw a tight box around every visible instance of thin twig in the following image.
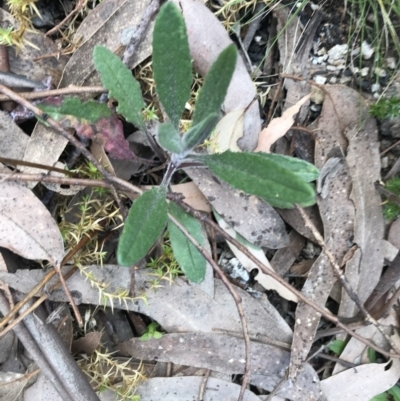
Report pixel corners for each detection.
[198,369,210,401]
[0,232,94,333]
[0,85,106,102]
[0,172,112,189]
[167,213,251,401]
[295,204,400,353]
[55,266,82,326]
[0,266,79,338]
[169,196,400,359]
[122,0,161,66]
[45,0,85,36]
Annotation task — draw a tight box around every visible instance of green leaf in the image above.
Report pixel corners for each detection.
[257,153,320,182]
[182,113,219,152]
[388,385,400,401]
[168,202,206,283]
[117,187,167,266]
[369,393,388,401]
[328,339,346,355]
[157,122,184,153]
[39,97,112,122]
[38,97,134,159]
[153,2,192,129]
[153,331,163,339]
[93,45,145,129]
[368,347,377,363]
[140,333,151,342]
[192,44,237,126]
[196,151,316,208]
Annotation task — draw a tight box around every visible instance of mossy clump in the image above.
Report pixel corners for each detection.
[370,97,400,120]
[383,177,400,220]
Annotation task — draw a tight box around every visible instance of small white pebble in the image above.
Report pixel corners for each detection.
[340,76,352,84]
[360,67,369,76]
[386,57,396,69]
[371,83,381,93]
[374,67,387,77]
[381,157,389,169]
[314,75,327,85]
[326,65,338,72]
[361,41,374,60]
[329,76,337,84]
[328,44,348,62]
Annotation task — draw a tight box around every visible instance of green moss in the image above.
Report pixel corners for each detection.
[370,97,400,120]
[383,177,400,220]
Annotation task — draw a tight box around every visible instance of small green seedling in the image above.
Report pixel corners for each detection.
[328,339,346,355]
[382,177,400,221]
[90,2,319,283]
[140,322,163,342]
[370,97,400,120]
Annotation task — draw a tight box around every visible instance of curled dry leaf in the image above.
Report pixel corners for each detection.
[171,0,261,151]
[0,179,64,267]
[210,108,245,153]
[0,111,29,161]
[321,359,400,401]
[255,94,311,153]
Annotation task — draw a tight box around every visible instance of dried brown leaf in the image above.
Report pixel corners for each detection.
[71,332,102,356]
[0,180,64,266]
[136,377,261,401]
[255,94,310,153]
[119,333,321,400]
[0,266,293,343]
[289,86,357,378]
[170,182,211,213]
[322,359,400,400]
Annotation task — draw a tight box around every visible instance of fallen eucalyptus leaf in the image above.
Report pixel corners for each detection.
[0,179,64,266]
[136,377,261,401]
[321,359,400,401]
[119,333,321,400]
[255,94,311,152]
[0,266,292,342]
